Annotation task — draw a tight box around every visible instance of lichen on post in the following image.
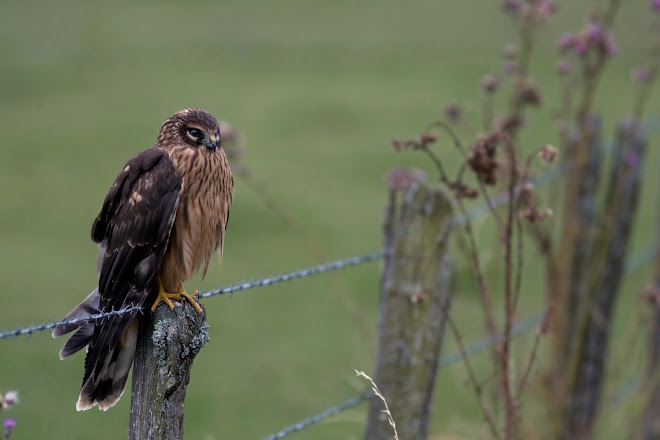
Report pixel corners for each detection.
[365,177,455,440]
[129,301,209,440]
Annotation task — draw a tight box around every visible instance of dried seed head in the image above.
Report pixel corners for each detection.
[450,181,479,199]
[444,104,462,123]
[467,135,499,185]
[518,79,542,106]
[540,145,558,163]
[392,139,408,152]
[481,74,500,93]
[518,182,535,206]
[520,207,553,222]
[503,61,517,75]
[502,44,518,60]
[502,0,524,15]
[419,131,438,146]
[641,283,660,304]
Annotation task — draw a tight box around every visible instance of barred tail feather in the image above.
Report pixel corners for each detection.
[52,289,101,359]
[77,318,139,411]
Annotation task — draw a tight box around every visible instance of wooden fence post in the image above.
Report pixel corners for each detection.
[365,178,454,440]
[561,123,646,440]
[128,301,209,440]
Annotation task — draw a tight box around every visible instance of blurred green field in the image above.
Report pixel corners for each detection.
[1,1,659,439]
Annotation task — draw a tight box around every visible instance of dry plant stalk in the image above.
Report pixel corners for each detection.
[356,370,399,440]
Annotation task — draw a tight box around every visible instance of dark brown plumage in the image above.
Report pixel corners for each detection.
[52,108,233,411]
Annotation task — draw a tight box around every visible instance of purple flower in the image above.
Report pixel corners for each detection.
[3,419,16,429]
[557,33,575,53]
[652,0,660,12]
[586,22,602,43]
[573,38,588,56]
[601,31,617,55]
[502,0,524,14]
[502,44,517,60]
[632,67,651,83]
[503,61,517,75]
[536,0,557,19]
[556,60,572,76]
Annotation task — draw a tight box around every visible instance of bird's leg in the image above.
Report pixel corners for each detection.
[175,283,203,314]
[151,278,179,311]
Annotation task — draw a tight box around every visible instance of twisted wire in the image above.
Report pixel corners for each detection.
[3,117,660,339]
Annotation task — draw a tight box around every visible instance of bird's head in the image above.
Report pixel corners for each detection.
[156,108,221,152]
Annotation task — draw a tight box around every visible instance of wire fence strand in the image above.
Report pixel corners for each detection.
[4,118,660,340]
[0,253,383,340]
[0,161,566,339]
[198,252,383,299]
[261,392,370,440]
[256,240,657,439]
[1,159,657,340]
[259,314,544,440]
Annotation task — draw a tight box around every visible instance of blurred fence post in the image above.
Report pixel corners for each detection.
[644,262,660,440]
[365,177,454,440]
[128,302,209,440]
[560,123,646,440]
[643,170,660,440]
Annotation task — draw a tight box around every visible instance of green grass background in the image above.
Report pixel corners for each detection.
[1,1,659,439]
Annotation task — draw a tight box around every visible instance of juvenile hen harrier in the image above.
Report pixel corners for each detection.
[52,108,233,411]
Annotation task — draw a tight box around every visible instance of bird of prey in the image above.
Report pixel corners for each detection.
[52,108,233,411]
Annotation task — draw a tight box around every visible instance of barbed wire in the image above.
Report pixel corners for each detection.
[0,253,383,339]
[256,241,657,439]
[1,165,557,339]
[0,305,145,339]
[2,157,568,340]
[261,392,370,440]
[259,314,544,440]
[198,252,383,299]
[3,119,659,340]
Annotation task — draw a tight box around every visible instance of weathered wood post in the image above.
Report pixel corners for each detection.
[644,266,660,440]
[561,123,646,440]
[643,155,660,440]
[129,301,209,440]
[365,174,454,440]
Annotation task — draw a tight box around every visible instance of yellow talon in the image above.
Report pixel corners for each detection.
[151,279,178,311]
[151,279,203,313]
[176,284,203,314]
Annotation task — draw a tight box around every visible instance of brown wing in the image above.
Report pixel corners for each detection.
[82,146,182,389]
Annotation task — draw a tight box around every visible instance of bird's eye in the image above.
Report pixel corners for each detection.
[187,128,203,141]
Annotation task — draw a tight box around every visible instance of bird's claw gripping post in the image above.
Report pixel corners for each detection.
[176,284,203,314]
[151,278,203,313]
[151,279,178,311]
[151,279,202,313]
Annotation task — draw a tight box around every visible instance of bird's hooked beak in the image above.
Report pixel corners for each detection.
[205,133,219,151]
